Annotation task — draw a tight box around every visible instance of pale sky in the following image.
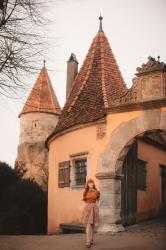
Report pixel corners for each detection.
[0,0,166,167]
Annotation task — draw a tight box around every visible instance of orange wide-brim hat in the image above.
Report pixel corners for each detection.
[87,178,94,184]
[84,179,95,189]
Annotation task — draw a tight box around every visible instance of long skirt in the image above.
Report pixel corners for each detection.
[80,203,99,225]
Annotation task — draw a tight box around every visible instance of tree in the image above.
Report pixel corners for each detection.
[0,0,48,98]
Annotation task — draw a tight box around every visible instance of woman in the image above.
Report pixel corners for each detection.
[81,178,100,248]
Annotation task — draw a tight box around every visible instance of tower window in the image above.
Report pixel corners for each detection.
[32,120,39,129]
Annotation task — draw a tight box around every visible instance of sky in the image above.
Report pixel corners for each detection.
[0,0,166,167]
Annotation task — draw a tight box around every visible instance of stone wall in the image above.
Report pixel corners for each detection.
[15,112,59,191]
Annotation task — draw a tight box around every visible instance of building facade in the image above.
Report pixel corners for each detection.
[47,17,166,233]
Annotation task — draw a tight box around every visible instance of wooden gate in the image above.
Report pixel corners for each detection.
[121,141,137,226]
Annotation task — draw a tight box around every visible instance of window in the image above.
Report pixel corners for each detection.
[70,152,89,189]
[74,159,87,186]
[137,159,147,191]
[58,161,70,188]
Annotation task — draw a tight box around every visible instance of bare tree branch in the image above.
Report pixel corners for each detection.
[0,0,50,98]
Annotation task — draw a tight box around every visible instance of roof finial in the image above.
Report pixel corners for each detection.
[99,15,103,32]
[43,59,46,67]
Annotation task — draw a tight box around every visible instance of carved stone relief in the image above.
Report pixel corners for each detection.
[136,56,166,75]
[140,75,162,100]
[111,57,166,106]
[96,123,106,139]
[163,72,166,96]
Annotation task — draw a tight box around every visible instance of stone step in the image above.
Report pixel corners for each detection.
[59,223,86,234]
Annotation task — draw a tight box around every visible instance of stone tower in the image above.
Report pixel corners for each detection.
[15,63,61,191]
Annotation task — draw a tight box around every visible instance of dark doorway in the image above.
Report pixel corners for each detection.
[121,141,137,226]
[160,165,166,215]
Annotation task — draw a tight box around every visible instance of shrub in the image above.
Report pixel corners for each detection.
[0,162,47,234]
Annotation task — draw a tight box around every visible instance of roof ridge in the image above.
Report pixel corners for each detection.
[99,33,109,108]
[38,68,44,109]
[44,68,58,113]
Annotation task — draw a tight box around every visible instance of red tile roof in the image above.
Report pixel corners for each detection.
[51,26,127,136]
[19,66,61,117]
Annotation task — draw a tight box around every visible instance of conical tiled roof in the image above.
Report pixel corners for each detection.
[19,65,61,117]
[51,17,127,135]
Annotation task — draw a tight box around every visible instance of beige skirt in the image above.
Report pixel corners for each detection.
[80,203,99,225]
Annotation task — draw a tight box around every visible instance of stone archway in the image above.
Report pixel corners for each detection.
[96,109,166,233]
[97,109,166,174]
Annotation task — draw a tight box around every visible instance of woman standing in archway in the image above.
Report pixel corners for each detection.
[81,179,100,248]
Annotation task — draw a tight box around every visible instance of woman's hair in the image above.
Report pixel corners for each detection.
[82,179,97,201]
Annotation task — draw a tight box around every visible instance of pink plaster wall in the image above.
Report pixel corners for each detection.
[47,124,105,234]
[137,140,166,221]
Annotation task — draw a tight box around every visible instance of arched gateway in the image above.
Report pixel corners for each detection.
[96,109,166,232]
